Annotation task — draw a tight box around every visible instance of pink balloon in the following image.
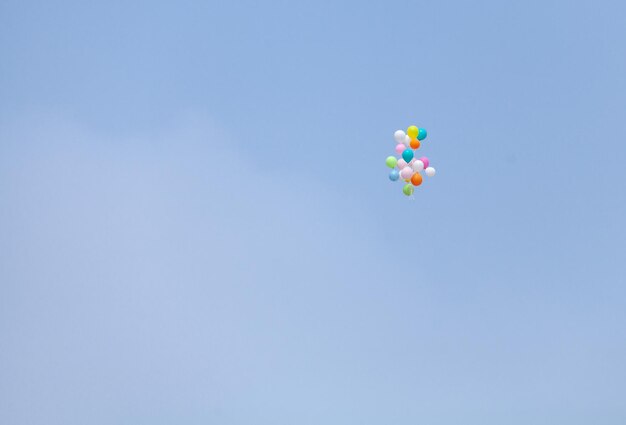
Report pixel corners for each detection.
[400,167,413,180]
[395,144,405,155]
[409,158,416,165]
[419,156,429,169]
[397,159,408,169]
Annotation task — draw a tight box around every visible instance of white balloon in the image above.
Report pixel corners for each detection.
[425,167,436,177]
[412,160,424,172]
[400,167,413,180]
[397,158,408,169]
[403,135,411,146]
[394,130,406,143]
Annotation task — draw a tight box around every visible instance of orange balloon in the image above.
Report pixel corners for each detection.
[411,172,423,186]
[410,139,420,149]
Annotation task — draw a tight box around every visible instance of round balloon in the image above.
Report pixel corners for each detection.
[411,172,423,186]
[425,167,436,177]
[400,167,413,180]
[402,149,414,163]
[403,184,414,196]
[385,156,397,168]
[403,135,411,146]
[419,156,429,169]
[394,130,406,143]
[389,169,400,181]
[410,139,420,149]
[407,126,418,140]
[417,127,427,140]
[395,144,405,155]
[397,158,408,169]
[412,160,424,172]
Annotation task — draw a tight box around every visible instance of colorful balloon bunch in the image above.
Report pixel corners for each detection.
[385,125,436,196]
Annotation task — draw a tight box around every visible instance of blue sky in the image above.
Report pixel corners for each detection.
[1,1,626,423]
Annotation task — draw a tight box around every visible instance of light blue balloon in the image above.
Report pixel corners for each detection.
[389,169,400,181]
[402,149,414,163]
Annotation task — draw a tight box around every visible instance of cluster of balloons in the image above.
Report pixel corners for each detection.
[385,125,436,196]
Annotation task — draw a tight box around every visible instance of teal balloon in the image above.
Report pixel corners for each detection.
[389,169,399,181]
[417,128,427,140]
[402,149,414,163]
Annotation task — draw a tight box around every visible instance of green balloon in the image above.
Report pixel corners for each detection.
[385,156,398,169]
[403,184,414,196]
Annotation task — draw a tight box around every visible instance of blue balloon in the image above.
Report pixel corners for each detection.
[402,149,414,163]
[389,169,400,181]
[417,128,427,140]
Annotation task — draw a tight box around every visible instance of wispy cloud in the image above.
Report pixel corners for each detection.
[1,111,423,424]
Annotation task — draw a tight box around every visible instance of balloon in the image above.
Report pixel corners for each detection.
[400,167,413,180]
[394,130,406,143]
[417,127,427,140]
[411,172,423,186]
[385,156,398,168]
[386,125,437,195]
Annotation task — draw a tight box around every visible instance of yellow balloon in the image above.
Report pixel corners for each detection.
[407,125,419,139]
